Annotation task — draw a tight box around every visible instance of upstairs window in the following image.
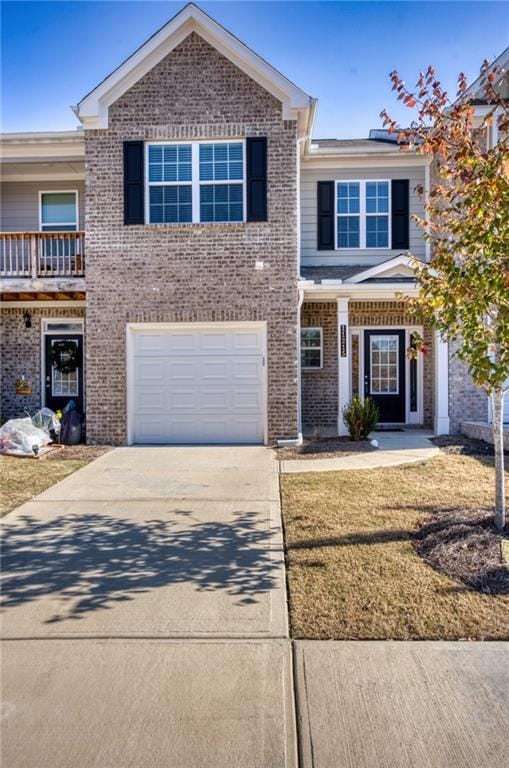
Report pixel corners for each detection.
[148,144,192,224]
[40,191,77,231]
[147,141,244,224]
[336,180,390,249]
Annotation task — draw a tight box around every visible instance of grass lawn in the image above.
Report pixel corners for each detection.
[0,446,111,518]
[281,454,509,640]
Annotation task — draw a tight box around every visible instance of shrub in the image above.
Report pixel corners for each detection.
[342,397,379,441]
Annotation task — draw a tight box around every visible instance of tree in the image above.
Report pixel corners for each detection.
[381,59,509,530]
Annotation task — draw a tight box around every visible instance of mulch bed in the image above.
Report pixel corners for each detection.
[46,445,113,462]
[433,434,508,456]
[275,436,376,461]
[413,507,509,595]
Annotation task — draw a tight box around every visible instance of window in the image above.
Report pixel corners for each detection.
[369,334,399,394]
[301,328,323,369]
[336,181,390,249]
[148,144,192,224]
[40,192,77,231]
[147,141,244,224]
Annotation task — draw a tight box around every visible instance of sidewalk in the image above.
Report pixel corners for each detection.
[280,430,439,474]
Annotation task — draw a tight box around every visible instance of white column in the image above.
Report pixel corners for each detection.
[434,330,450,435]
[337,297,350,436]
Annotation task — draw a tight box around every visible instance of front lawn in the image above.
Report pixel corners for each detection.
[0,446,111,518]
[281,454,509,640]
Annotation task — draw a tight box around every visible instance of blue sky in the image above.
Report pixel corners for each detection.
[2,1,508,137]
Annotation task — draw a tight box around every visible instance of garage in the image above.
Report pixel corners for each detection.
[127,323,267,444]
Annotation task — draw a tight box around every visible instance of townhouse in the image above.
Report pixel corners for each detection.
[1,4,504,445]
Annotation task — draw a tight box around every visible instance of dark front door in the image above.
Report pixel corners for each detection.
[364,330,405,423]
[44,334,84,414]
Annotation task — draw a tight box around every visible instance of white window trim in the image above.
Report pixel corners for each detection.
[301,327,323,371]
[145,139,246,225]
[335,180,391,250]
[39,190,79,231]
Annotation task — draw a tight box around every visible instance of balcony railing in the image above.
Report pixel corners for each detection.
[0,232,85,279]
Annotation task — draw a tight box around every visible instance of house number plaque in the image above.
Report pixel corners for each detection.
[340,325,347,357]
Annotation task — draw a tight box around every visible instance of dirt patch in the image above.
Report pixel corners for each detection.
[413,507,508,595]
[46,445,114,462]
[276,436,376,461]
[433,434,507,457]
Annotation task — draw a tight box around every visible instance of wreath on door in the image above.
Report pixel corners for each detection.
[51,340,81,374]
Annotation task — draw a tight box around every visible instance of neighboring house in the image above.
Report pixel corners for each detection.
[0,4,503,444]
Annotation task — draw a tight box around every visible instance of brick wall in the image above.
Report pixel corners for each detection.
[0,307,85,421]
[301,302,338,431]
[84,32,299,444]
[449,340,488,432]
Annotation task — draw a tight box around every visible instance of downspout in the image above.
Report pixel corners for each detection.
[296,286,305,444]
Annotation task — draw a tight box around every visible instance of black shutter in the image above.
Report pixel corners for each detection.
[317,181,334,250]
[391,179,409,249]
[246,137,267,222]
[123,141,144,225]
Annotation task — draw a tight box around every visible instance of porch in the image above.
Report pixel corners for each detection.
[299,290,449,437]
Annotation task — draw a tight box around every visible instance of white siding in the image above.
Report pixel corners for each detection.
[300,164,427,266]
[0,181,85,231]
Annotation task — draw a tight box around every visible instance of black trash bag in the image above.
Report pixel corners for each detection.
[60,409,82,445]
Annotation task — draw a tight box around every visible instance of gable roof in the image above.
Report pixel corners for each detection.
[300,255,418,285]
[74,3,313,132]
[460,46,509,103]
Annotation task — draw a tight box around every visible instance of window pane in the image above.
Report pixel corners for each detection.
[301,329,321,347]
[366,215,389,247]
[337,182,360,214]
[337,216,360,248]
[301,349,321,368]
[45,322,83,333]
[148,144,192,183]
[149,185,192,224]
[41,193,77,226]
[370,335,399,393]
[199,143,244,181]
[366,181,389,214]
[200,184,243,222]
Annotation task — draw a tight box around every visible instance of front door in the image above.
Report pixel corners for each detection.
[364,330,405,423]
[44,334,84,414]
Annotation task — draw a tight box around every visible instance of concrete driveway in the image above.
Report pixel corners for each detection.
[1,446,286,639]
[1,446,296,768]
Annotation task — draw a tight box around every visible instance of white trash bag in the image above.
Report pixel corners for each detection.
[0,417,51,457]
[31,407,61,436]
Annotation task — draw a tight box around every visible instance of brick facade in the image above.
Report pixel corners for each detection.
[300,300,435,433]
[301,302,338,431]
[0,307,85,421]
[448,340,488,433]
[84,32,299,445]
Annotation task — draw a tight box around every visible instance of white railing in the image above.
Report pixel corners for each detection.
[0,232,85,278]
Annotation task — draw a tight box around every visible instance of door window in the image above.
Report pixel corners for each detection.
[370,334,399,394]
[51,339,79,397]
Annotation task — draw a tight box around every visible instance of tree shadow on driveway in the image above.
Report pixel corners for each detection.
[1,509,279,623]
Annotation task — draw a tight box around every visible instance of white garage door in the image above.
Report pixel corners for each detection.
[129,324,266,444]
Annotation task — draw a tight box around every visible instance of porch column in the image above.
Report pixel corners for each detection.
[337,297,350,436]
[434,330,450,434]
